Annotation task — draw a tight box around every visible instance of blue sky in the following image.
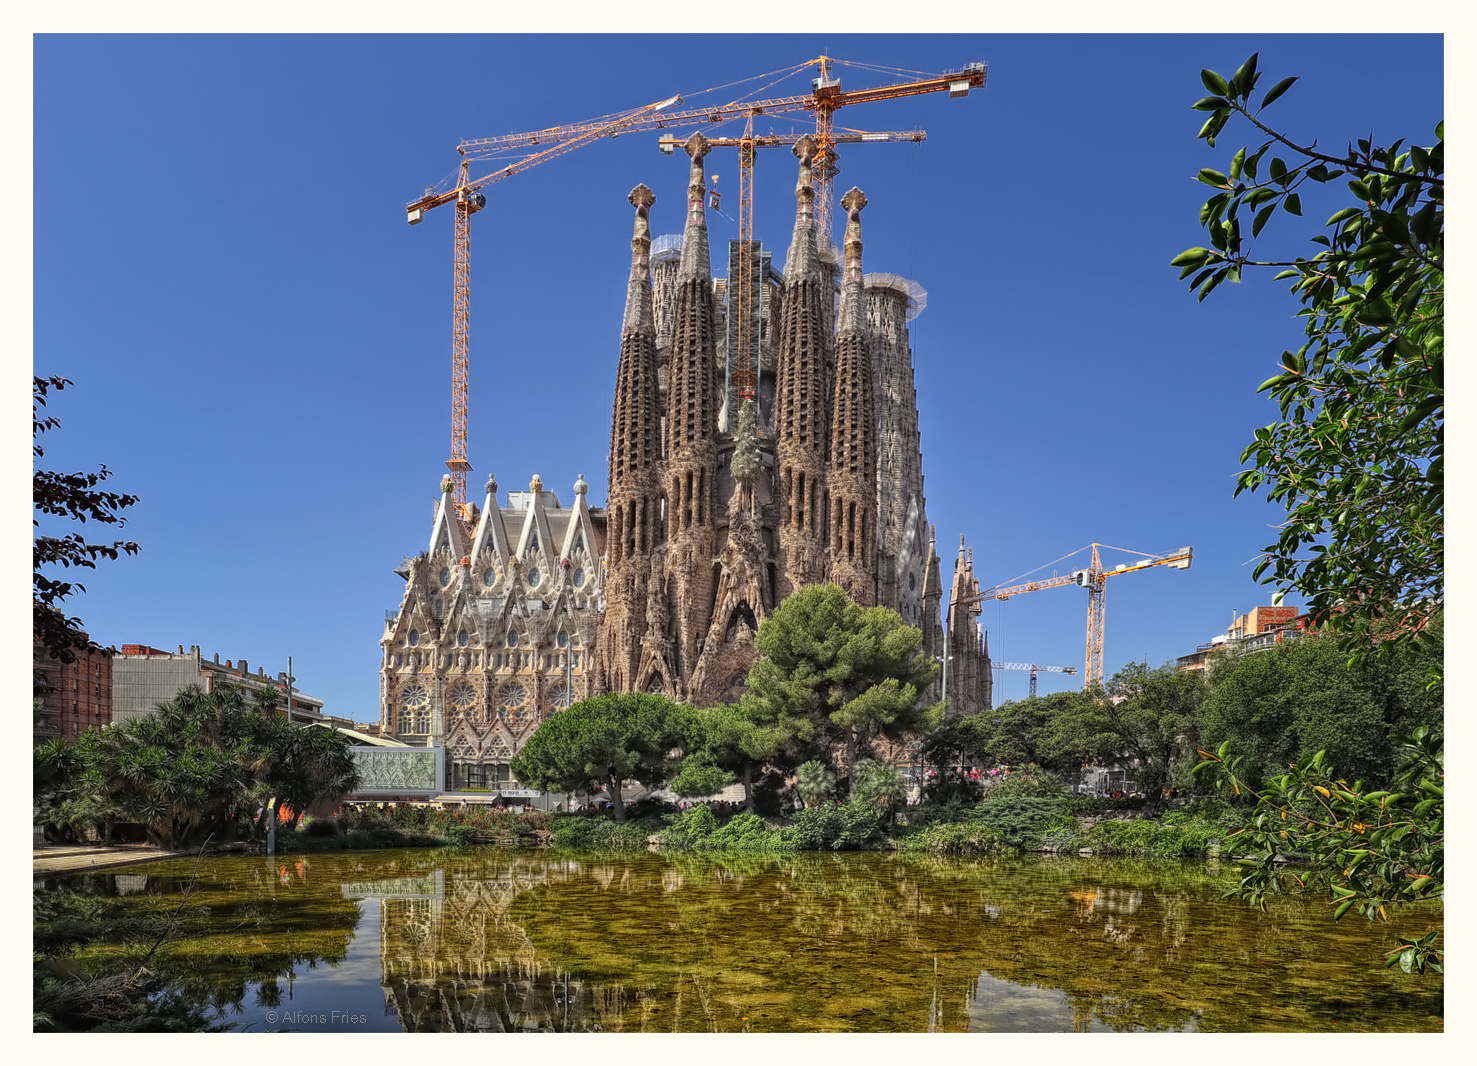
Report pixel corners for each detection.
[32,33,1443,719]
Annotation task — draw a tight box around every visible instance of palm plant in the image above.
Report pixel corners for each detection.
[794,760,836,808]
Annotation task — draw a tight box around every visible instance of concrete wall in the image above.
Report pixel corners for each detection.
[112,656,201,724]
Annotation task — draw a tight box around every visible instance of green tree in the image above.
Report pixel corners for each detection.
[973,691,1099,772]
[1046,663,1206,799]
[32,376,140,682]
[745,584,940,789]
[510,692,686,821]
[1195,726,1442,975]
[1173,55,1443,673]
[1199,623,1442,791]
[670,702,785,812]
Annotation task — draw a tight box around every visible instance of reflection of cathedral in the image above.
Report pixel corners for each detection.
[380,132,991,775]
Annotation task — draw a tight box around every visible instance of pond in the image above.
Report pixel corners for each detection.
[37,848,1442,1033]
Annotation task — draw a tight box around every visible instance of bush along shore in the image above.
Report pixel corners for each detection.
[245,793,1250,859]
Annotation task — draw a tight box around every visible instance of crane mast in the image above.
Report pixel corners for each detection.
[989,661,1078,700]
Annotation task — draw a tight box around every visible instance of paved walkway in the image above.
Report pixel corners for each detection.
[33,844,190,877]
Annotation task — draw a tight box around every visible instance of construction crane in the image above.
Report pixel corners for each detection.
[990,662,1079,699]
[405,57,986,514]
[957,544,1193,691]
[658,125,927,402]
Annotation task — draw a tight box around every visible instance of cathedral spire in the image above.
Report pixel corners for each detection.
[837,186,868,336]
[678,133,712,280]
[622,184,656,336]
[827,186,876,605]
[783,134,819,281]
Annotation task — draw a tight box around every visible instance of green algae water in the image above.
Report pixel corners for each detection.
[37,848,1442,1033]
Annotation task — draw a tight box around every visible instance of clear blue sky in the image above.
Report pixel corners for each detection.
[33,33,1443,718]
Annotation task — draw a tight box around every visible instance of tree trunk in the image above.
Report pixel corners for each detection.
[103,813,115,845]
[607,774,626,821]
[741,759,754,813]
[845,728,858,795]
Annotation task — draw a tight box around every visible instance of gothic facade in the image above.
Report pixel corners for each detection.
[595,132,990,715]
[379,474,605,790]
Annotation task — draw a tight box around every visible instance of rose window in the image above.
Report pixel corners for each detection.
[499,682,533,723]
[551,684,572,711]
[399,682,430,733]
[448,682,477,720]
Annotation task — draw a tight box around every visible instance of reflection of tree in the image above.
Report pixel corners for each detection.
[50,856,361,1024]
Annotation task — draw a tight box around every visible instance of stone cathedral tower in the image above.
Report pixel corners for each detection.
[596,139,989,710]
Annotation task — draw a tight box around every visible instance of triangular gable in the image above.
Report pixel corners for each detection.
[470,481,513,573]
[428,483,466,559]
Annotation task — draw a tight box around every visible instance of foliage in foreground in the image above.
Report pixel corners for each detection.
[1194,726,1443,975]
[1175,54,1443,673]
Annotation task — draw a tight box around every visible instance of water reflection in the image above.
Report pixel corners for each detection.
[42,850,1442,1033]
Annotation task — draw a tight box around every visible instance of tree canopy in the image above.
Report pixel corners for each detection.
[1198,622,1442,791]
[744,584,940,789]
[33,376,139,673]
[34,683,359,849]
[510,692,688,821]
[1173,54,1443,673]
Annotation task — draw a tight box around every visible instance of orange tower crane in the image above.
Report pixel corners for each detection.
[956,545,1193,691]
[405,58,986,514]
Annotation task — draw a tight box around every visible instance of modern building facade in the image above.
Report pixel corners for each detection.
[111,644,326,724]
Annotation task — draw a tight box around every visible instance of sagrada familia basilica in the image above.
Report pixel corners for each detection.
[381,133,990,790]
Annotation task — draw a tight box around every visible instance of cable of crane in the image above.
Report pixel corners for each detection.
[678,61,814,104]
[989,545,1092,589]
[833,59,942,80]
[1095,543,1179,559]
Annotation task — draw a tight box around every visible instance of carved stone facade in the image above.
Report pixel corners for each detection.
[380,474,605,788]
[382,139,990,782]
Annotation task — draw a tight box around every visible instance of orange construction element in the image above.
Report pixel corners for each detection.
[960,544,1193,691]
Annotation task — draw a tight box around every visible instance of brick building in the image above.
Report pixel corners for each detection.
[33,635,113,743]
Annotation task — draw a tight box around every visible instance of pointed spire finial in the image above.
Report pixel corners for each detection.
[679,133,712,279]
[574,473,588,496]
[793,134,817,209]
[623,184,657,334]
[485,473,498,496]
[529,474,542,493]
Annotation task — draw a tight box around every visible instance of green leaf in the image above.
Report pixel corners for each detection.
[1253,203,1276,237]
[1170,247,1214,267]
[1230,146,1247,181]
[1269,157,1288,183]
[1284,193,1302,216]
[1230,53,1259,100]
[1198,168,1230,188]
[1200,69,1229,95]
[1326,207,1363,226]
[1192,95,1227,112]
[1333,896,1357,921]
[1260,76,1298,109]
[1273,269,1298,280]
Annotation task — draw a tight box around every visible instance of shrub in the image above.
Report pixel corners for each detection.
[968,796,1070,851]
[897,821,1009,855]
[302,817,339,838]
[786,799,887,851]
[549,815,656,851]
[981,765,1070,799]
[659,807,793,852]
